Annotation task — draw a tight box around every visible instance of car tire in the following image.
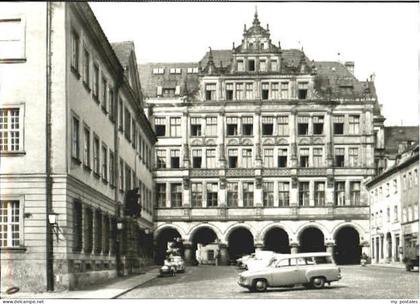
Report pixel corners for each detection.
[311,277,326,289]
[253,279,267,292]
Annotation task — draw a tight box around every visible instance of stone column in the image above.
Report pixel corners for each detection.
[290,242,299,254]
[391,233,396,262]
[219,243,229,265]
[183,241,193,265]
[254,241,264,252]
[325,242,335,256]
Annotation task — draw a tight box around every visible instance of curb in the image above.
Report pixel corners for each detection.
[111,273,159,299]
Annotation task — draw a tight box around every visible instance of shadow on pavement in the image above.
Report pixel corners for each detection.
[238,285,347,294]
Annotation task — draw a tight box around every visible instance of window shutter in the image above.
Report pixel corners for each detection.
[157,86,162,96]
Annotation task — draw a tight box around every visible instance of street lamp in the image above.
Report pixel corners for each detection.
[48,211,61,241]
[117,220,124,231]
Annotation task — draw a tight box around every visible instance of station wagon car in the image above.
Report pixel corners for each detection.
[238,252,341,292]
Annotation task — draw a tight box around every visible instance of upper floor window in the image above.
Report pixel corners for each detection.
[270,59,278,71]
[313,116,324,135]
[259,59,267,72]
[192,149,202,168]
[93,135,100,175]
[156,184,166,208]
[245,83,254,100]
[0,200,21,247]
[83,126,90,168]
[101,144,108,181]
[278,148,288,168]
[349,115,360,135]
[171,184,182,207]
[299,148,309,167]
[333,115,344,135]
[262,116,274,136]
[71,30,80,74]
[118,98,123,131]
[243,182,254,207]
[0,19,24,60]
[261,83,269,100]
[169,67,181,74]
[228,149,238,168]
[237,60,244,72]
[152,67,165,75]
[349,147,359,167]
[109,151,115,186]
[314,182,326,206]
[124,108,131,140]
[299,182,310,206]
[226,117,238,136]
[154,117,166,137]
[191,183,203,207]
[281,82,289,99]
[313,148,323,167]
[93,64,99,100]
[242,149,252,168]
[235,83,244,100]
[278,116,289,136]
[170,117,181,137]
[206,117,217,137]
[263,182,274,207]
[241,116,253,136]
[335,182,345,206]
[248,59,255,72]
[101,76,107,112]
[227,182,238,207]
[297,82,308,99]
[205,83,216,100]
[393,179,398,194]
[191,117,202,137]
[226,83,234,100]
[297,116,309,136]
[71,115,80,161]
[271,83,279,100]
[278,182,290,206]
[0,108,23,152]
[187,67,198,74]
[207,183,218,207]
[206,149,216,168]
[170,150,180,168]
[156,149,166,169]
[162,87,176,98]
[263,149,274,168]
[335,147,345,167]
[350,182,360,205]
[82,48,90,87]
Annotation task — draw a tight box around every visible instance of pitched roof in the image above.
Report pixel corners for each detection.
[111,41,135,67]
[384,126,419,155]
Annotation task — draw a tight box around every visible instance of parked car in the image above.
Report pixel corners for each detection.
[172,256,185,273]
[238,252,341,292]
[160,256,184,276]
[403,243,419,271]
[236,253,255,269]
[243,251,277,271]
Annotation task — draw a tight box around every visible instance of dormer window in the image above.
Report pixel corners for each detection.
[248,43,253,49]
[163,88,175,98]
[271,59,278,71]
[298,82,308,99]
[169,68,181,74]
[152,68,165,75]
[237,60,244,72]
[248,59,255,72]
[205,83,216,100]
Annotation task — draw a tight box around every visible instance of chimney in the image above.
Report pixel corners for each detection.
[344,61,354,75]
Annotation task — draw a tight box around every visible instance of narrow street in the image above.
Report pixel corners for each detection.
[119,265,419,299]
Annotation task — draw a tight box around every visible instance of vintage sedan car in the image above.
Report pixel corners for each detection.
[236,253,255,269]
[172,256,185,273]
[238,252,341,292]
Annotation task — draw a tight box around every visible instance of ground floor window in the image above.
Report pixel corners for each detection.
[0,200,21,247]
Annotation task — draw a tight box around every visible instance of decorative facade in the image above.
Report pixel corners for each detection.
[0,2,155,292]
[141,11,382,265]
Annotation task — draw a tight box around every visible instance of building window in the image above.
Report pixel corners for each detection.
[313,147,323,167]
[132,121,137,149]
[118,98,123,131]
[227,182,238,207]
[0,108,23,153]
[207,183,218,207]
[109,88,115,122]
[191,117,202,137]
[71,116,80,161]
[191,183,203,207]
[261,83,269,100]
[349,147,359,167]
[162,87,175,98]
[124,108,131,140]
[101,144,108,181]
[243,182,254,207]
[206,149,216,168]
[192,149,202,168]
[393,205,399,222]
[299,182,310,206]
[152,67,165,75]
[83,48,90,87]
[242,149,252,168]
[245,83,254,100]
[226,117,238,136]
[314,182,325,206]
[169,67,181,74]
[248,59,255,71]
[335,182,345,206]
[206,117,217,136]
[156,184,166,208]
[299,148,309,167]
[205,83,216,100]
[103,215,110,255]
[262,116,274,136]
[241,116,253,136]
[125,164,131,191]
[226,83,234,100]
[297,116,309,136]
[277,116,289,136]
[278,148,288,167]
[109,151,115,186]
[259,59,267,72]
[84,207,93,254]
[72,200,82,252]
[170,150,180,168]
[101,76,107,112]
[349,115,360,135]
[278,182,290,206]
[333,115,344,135]
[281,82,289,99]
[271,83,279,99]
[263,182,274,207]
[235,83,244,100]
[93,64,99,99]
[393,179,398,194]
[170,117,181,137]
[94,209,103,255]
[93,135,100,175]
[237,60,244,72]
[0,200,21,247]
[386,207,391,223]
[119,158,124,191]
[271,59,278,71]
[154,117,166,136]
[0,19,24,60]
[156,149,166,169]
[71,30,80,74]
[313,116,324,135]
[263,149,274,168]
[228,149,238,168]
[335,147,345,167]
[297,82,308,99]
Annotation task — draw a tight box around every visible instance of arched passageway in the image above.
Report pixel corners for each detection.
[264,227,290,254]
[191,227,218,263]
[299,227,325,253]
[334,226,361,265]
[155,228,181,265]
[228,227,254,261]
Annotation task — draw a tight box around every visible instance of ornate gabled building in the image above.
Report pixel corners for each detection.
[140,11,382,265]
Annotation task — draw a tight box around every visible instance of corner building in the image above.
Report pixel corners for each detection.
[141,12,382,265]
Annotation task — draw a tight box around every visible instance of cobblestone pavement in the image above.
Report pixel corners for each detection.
[119,265,419,299]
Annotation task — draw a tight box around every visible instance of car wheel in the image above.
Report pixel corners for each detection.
[254,279,267,292]
[311,277,326,289]
[406,264,412,272]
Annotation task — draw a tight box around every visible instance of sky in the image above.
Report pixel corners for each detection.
[90,2,419,126]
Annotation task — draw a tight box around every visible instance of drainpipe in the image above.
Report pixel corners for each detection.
[45,2,54,291]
